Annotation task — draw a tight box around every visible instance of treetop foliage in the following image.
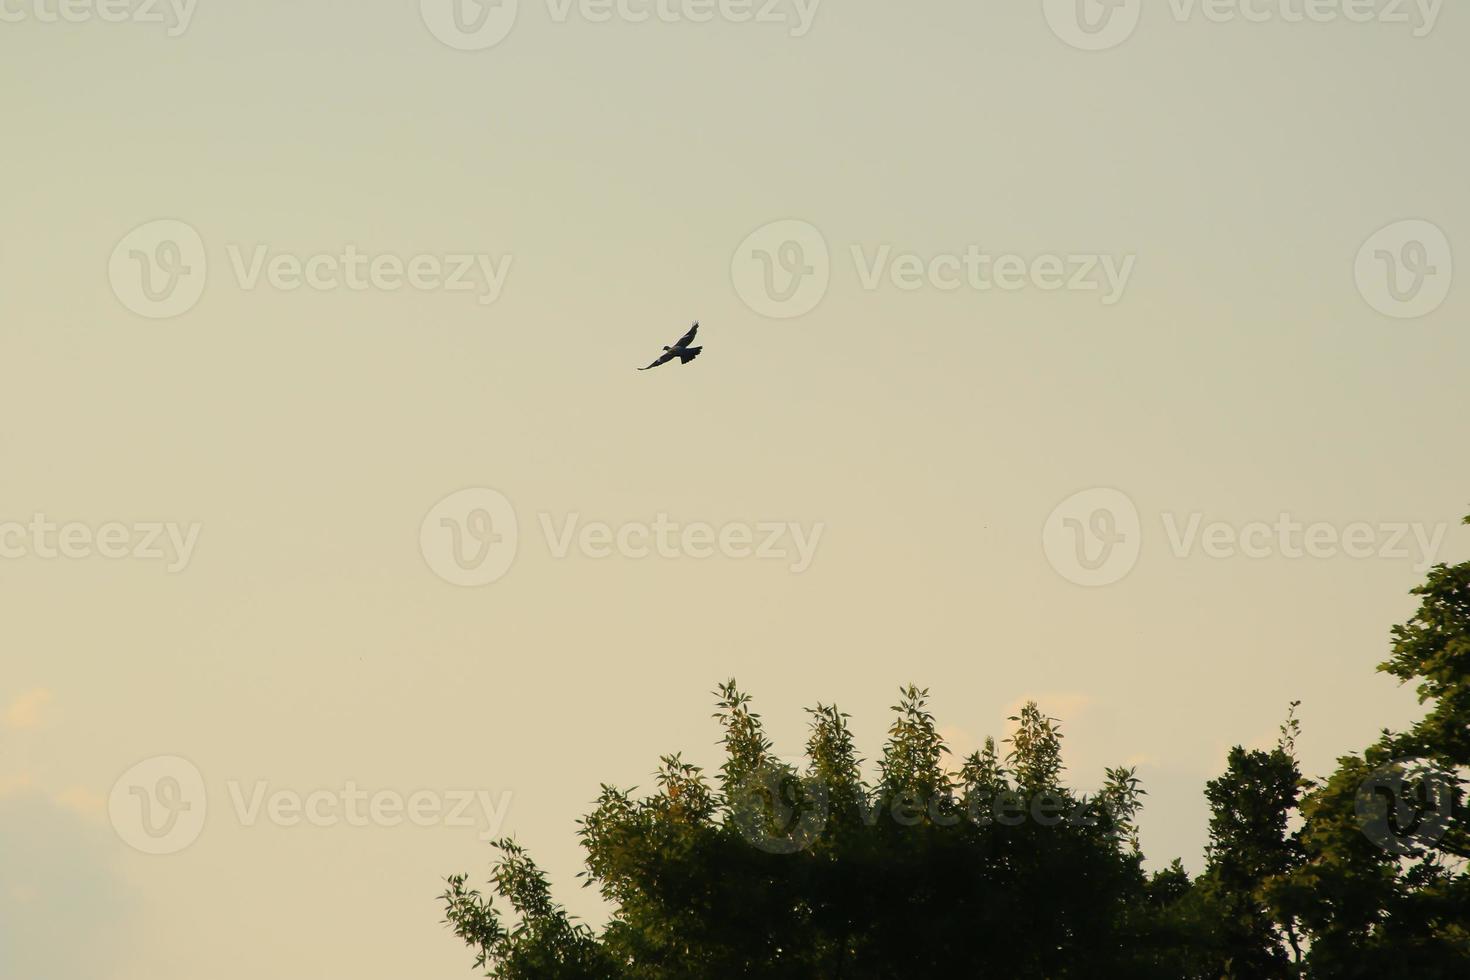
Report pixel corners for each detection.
[443,516,1470,978]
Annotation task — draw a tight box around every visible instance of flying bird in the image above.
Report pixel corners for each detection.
[638,322,702,371]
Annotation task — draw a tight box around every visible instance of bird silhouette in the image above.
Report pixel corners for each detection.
[638,322,702,371]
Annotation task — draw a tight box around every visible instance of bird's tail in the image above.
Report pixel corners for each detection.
[679,347,702,364]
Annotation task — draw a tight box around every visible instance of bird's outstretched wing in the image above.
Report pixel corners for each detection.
[638,350,676,371]
[674,322,698,348]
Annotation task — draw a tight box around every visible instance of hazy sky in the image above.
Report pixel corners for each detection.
[3,3,1467,978]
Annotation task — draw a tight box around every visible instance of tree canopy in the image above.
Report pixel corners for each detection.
[442,516,1469,978]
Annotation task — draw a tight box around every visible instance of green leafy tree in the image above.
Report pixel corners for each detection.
[1190,513,1470,978]
[441,512,1470,978]
[444,684,1176,978]
[1190,705,1308,978]
[1278,515,1470,977]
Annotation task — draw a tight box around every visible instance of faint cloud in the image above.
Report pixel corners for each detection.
[942,697,1097,763]
[4,689,52,730]
[938,725,978,759]
[0,771,36,799]
[54,785,107,819]
[1003,693,1094,722]
[1217,724,1290,760]
[6,882,39,905]
[0,795,131,980]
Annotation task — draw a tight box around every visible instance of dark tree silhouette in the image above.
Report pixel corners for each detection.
[442,515,1470,978]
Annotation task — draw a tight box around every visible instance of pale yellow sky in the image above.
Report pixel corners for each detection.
[3,3,1468,978]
